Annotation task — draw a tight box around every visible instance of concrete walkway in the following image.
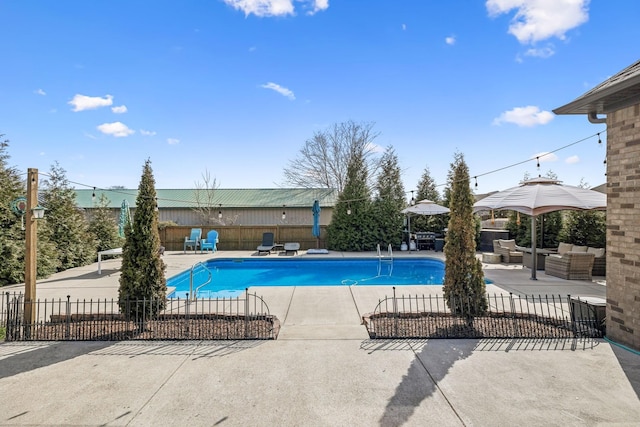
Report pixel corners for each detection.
[1,250,638,426]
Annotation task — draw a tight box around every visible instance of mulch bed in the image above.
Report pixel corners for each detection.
[6,315,280,341]
[362,312,599,339]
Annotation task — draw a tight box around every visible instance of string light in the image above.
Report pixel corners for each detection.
[24,129,605,208]
[282,205,286,220]
[155,197,159,212]
[91,187,96,202]
[474,177,478,188]
[218,204,222,219]
[410,190,415,206]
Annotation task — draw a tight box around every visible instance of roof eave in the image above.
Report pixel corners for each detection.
[553,73,640,115]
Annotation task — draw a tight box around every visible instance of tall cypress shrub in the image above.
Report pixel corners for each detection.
[118,159,166,318]
[443,152,487,317]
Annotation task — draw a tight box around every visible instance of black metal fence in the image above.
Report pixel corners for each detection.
[362,289,606,339]
[2,290,278,341]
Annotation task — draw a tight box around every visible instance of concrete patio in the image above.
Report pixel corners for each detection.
[1,250,638,426]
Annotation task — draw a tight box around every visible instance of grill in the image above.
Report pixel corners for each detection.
[415,232,435,250]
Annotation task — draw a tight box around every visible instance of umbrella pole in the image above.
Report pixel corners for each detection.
[530,215,537,280]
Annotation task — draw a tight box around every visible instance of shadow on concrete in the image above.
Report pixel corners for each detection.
[0,339,266,380]
[376,338,477,427]
[87,339,266,359]
[472,337,601,352]
[609,342,640,400]
[0,341,112,380]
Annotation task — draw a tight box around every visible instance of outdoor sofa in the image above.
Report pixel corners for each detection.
[545,251,596,280]
[548,242,606,277]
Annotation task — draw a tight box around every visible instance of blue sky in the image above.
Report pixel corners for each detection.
[1,0,638,198]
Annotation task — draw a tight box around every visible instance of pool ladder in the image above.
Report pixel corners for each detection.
[377,244,394,276]
[189,261,213,300]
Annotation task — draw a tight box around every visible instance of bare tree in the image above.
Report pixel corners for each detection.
[283,120,382,192]
[193,169,219,225]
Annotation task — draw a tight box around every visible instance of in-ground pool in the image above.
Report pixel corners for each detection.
[167,257,446,298]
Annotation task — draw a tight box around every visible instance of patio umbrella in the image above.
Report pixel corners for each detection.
[312,200,321,248]
[401,200,450,246]
[119,199,132,238]
[473,177,606,279]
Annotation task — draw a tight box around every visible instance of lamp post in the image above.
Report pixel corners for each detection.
[24,168,41,329]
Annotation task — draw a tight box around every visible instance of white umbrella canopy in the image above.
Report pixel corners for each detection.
[401,199,450,216]
[473,177,606,279]
[473,177,606,216]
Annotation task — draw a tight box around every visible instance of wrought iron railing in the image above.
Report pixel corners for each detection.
[362,288,605,339]
[3,290,278,341]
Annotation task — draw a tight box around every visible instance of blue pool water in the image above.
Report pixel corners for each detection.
[167,257,446,298]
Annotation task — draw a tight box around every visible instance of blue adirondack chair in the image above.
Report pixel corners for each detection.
[201,230,219,253]
[184,228,202,253]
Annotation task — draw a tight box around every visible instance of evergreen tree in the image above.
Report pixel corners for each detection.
[0,135,30,285]
[326,151,374,251]
[118,159,166,318]
[40,162,96,271]
[412,165,447,233]
[558,210,606,247]
[88,193,125,253]
[372,146,405,248]
[443,152,487,317]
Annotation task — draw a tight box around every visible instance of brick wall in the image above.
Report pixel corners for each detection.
[606,104,640,350]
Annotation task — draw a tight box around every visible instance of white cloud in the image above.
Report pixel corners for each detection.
[565,155,580,164]
[261,82,295,100]
[167,138,180,145]
[223,0,327,17]
[308,0,329,15]
[445,36,456,45]
[525,45,555,58]
[492,106,554,127]
[486,0,589,44]
[111,105,128,114]
[140,129,157,136]
[69,94,113,112]
[97,122,135,137]
[532,152,558,163]
[223,0,294,17]
[35,88,46,96]
[83,132,97,140]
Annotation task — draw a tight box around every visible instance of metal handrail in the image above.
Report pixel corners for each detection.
[189,261,213,300]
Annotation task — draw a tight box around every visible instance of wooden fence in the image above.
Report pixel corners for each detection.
[159,225,326,251]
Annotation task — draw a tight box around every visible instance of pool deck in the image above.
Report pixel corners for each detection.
[1,250,638,426]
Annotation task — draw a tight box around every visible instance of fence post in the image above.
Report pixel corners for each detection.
[392,286,398,337]
[244,288,249,338]
[65,295,71,340]
[509,292,516,339]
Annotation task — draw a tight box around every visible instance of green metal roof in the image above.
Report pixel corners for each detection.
[74,188,339,209]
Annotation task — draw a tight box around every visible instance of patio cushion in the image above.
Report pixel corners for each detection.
[557,242,573,255]
[588,247,605,258]
[572,245,588,253]
[498,239,516,250]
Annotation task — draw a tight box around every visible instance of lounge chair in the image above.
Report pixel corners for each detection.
[257,232,276,255]
[284,242,300,255]
[184,228,202,253]
[492,239,523,264]
[201,230,218,253]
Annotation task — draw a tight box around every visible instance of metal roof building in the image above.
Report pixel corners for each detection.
[74,188,338,226]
